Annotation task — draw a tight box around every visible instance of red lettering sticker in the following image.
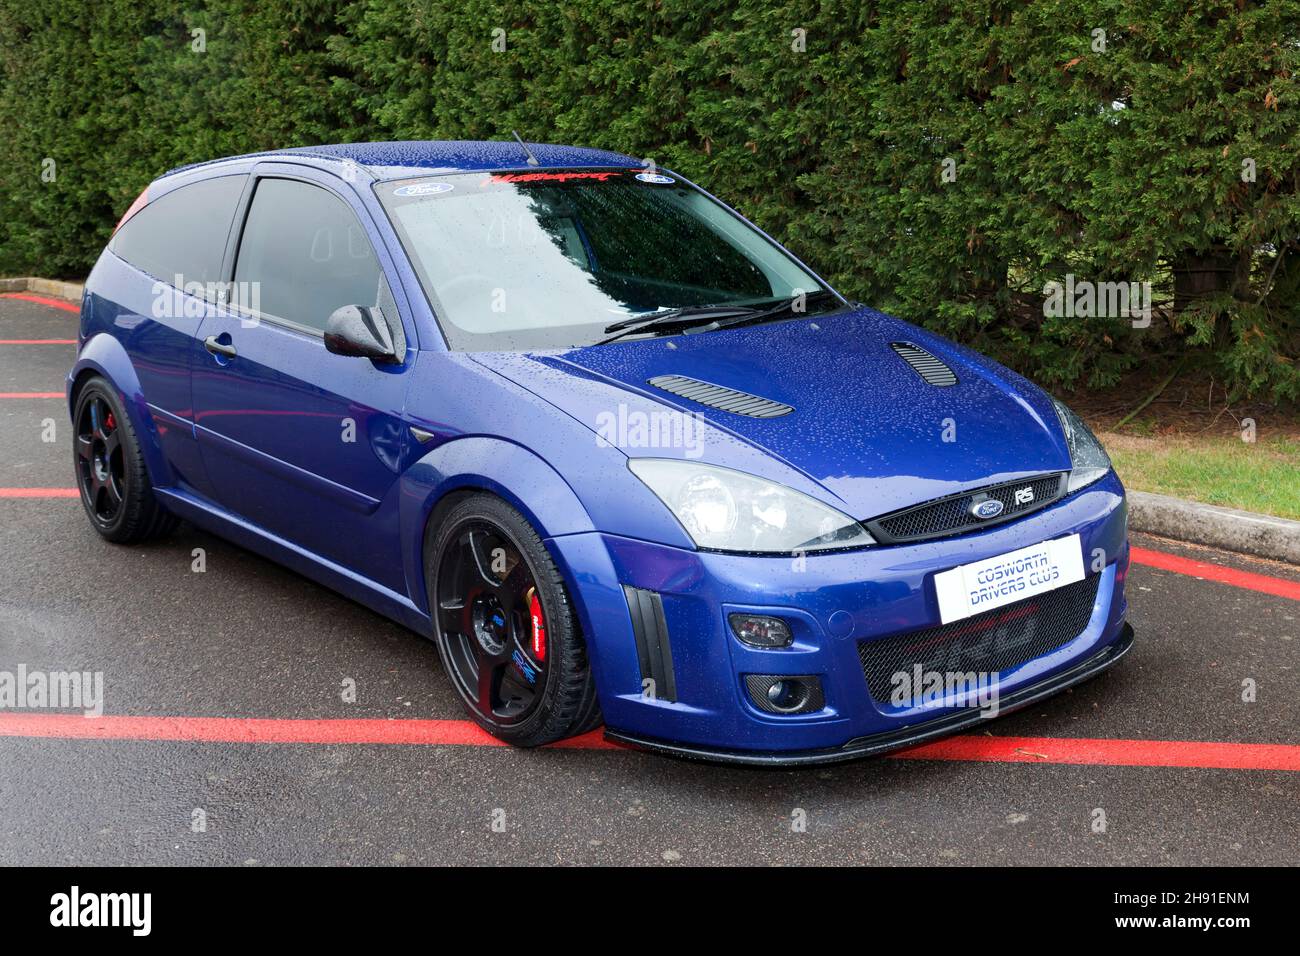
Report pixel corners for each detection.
[484,170,625,186]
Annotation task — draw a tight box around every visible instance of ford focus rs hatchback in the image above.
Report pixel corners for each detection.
[70,140,1133,764]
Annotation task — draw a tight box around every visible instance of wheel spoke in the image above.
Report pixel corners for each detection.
[443,630,480,700]
[103,429,121,459]
[498,562,528,614]
[76,435,93,462]
[477,657,503,712]
[436,598,466,637]
[494,673,523,718]
[467,530,502,588]
[104,473,123,507]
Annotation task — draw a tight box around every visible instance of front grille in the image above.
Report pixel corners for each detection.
[867,474,1065,544]
[856,574,1101,703]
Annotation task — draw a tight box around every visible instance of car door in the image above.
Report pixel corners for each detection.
[190,165,415,592]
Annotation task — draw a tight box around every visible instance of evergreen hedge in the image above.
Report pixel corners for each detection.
[1,1,1297,399]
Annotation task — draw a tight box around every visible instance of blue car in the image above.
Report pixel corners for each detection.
[70,140,1133,764]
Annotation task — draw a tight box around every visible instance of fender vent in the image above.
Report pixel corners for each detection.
[648,375,792,418]
[623,586,676,702]
[890,342,957,387]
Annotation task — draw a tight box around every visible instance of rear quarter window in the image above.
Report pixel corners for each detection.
[109,174,246,288]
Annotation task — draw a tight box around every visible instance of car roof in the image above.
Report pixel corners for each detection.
[163,140,642,181]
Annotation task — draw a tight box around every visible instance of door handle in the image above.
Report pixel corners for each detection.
[204,335,237,359]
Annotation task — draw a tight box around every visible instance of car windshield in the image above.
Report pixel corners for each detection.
[377,168,835,350]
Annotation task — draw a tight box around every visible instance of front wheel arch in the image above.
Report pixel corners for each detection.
[399,436,598,619]
[68,366,99,414]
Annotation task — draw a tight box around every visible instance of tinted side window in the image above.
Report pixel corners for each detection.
[233,178,384,333]
[110,174,245,286]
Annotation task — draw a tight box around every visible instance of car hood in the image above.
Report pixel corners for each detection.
[467,306,1072,520]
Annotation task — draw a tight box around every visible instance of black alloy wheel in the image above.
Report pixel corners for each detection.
[426,494,601,746]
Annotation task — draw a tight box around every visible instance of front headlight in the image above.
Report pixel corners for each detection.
[1052,398,1111,493]
[628,459,876,553]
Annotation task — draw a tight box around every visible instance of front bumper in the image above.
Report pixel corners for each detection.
[548,471,1132,764]
[606,623,1134,765]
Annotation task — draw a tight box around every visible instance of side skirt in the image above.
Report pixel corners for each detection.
[154,487,430,635]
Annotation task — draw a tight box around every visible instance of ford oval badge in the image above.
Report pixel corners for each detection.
[970,498,1005,520]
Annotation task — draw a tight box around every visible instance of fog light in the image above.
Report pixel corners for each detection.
[729,613,793,648]
[766,680,804,710]
[743,674,824,715]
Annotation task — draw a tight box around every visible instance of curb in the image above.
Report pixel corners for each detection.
[0,276,84,300]
[1128,491,1300,566]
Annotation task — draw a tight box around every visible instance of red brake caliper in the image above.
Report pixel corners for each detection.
[528,588,547,662]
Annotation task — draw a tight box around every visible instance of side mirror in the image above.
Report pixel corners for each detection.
[324,305,398,363]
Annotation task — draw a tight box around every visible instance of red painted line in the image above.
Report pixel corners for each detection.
[892,734,1300,772]
[0,338,76,345]
[1131,546,1300,602]
[0,292,79,313]
[0,713,620,750]
[0,713,1295,771]
[0,392,63,398]
[0,488,79,498]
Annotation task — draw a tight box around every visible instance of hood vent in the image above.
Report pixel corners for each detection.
[648,375,793,418]
[890,342,957,387]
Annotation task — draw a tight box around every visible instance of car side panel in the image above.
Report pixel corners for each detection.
[71,250,215,499]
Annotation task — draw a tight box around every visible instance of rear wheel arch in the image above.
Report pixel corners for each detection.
[71,375,177,543]
[69,337,173,489]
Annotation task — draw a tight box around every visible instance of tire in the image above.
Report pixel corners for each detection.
[72,376,177,544]
[424,493,601,747]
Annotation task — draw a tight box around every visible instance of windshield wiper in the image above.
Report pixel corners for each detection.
[595,291,845,346]
[680,290,844,335]
[597,305,761,344]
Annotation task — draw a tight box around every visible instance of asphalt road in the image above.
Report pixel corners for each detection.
[0,293,1297,866]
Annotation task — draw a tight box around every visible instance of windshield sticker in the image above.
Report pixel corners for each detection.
[486,170,624,185]
[635,172,675,184]
[393,182,454,197]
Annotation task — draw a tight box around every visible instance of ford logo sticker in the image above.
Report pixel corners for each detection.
[970,498,1005,520]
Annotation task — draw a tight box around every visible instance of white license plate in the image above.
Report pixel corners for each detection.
[933,534,1085,624]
